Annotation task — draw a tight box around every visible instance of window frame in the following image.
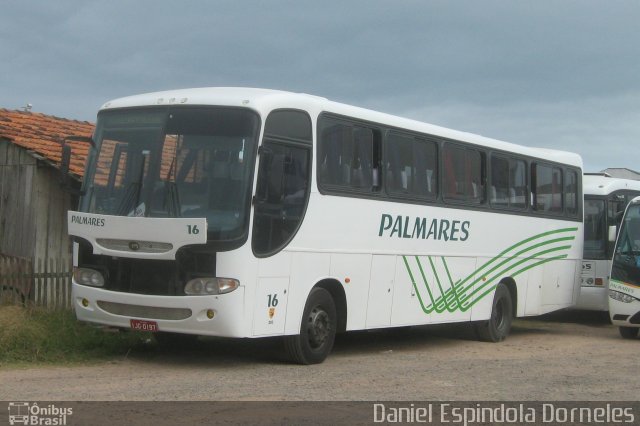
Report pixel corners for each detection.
[317,113,383,196]
[489,153,529,211]
[532,162,564,216]
[383,129,438,202]
[564,169,579,217]
[315,111,582,223]
[441,142,487,206]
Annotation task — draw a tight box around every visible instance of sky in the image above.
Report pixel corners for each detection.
[2,1,639,172]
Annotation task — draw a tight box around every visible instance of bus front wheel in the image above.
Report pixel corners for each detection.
[475,283,513,342]
[284,287,337,365]
[619,326,639,339]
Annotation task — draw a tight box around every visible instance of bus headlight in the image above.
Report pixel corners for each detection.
[73,268,105,287]
[184,278,239,295]
[609,290,636,303]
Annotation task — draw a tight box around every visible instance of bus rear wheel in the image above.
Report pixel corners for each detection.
[284,287,337,365]
[475,283,513,342]
[619,326,639,339]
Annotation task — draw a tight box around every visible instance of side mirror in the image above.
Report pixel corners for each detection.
[608,225,617,243]
[59,144,78,195]
[59,135,92,195]
[60,144,71,181]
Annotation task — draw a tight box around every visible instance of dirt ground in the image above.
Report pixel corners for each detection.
[0,311,637,402]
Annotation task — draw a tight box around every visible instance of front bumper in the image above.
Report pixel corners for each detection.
[609,298,640,328]
[72,283,246,337]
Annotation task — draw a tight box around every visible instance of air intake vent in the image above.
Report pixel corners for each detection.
[96,238,173,254]
[97,301,191,320]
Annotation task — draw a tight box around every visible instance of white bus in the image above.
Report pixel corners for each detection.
[578,174,640,310]
[67,88,583,364]
[609,196,640,339]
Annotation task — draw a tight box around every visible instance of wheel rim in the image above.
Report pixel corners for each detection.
[307,306,331,349]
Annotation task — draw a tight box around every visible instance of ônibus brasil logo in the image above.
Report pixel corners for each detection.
[7,402,73,425]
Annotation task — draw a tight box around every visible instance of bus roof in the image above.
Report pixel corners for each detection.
[583,174,640,196]
[100,87,583,168]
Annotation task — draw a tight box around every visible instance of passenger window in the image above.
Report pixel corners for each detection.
[490,156,527,209]
[565,170,578,216]
[533,163,563,214]
[490,156,509,208]
[385,132,437,200]
[510,159,527,209]
[318,118,380,192]
[443,143,485,204]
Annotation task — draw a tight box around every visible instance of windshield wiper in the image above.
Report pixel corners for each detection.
[163,139,181,217]
[116,150,149,216]
[163,181,181,217]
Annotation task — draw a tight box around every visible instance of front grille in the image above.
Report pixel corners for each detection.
[97,301,192,320]
[77,240,216,296]
[629,311,640,325]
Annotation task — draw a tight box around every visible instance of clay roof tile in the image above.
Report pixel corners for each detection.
[0,108,94,178]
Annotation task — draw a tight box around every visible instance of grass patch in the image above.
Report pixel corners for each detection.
[0,305,152,366]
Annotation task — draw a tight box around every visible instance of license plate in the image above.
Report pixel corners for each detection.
[130,319,158,332]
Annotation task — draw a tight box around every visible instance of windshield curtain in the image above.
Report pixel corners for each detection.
[583,198,607,260]
[81,106,260,243]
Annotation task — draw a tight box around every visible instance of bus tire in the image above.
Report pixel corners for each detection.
[475,283,513,342]
[619,326,639,339]
[284,287,337,365]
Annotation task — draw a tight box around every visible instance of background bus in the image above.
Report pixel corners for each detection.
[609,196,640,339]
[578,174,640,311]
[66,88,584,364]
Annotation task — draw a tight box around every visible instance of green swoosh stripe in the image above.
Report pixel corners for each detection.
[402,227,577,314]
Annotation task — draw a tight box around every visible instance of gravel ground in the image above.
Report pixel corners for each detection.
[1,311,636,402]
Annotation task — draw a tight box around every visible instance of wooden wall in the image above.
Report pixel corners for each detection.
[0,140,76,265]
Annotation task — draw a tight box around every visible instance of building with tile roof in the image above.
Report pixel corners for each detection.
[0,108,95,299]
[0,108,93,179]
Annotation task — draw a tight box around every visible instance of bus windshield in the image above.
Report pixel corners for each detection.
[81,106,260,242]
[612,203,640,287]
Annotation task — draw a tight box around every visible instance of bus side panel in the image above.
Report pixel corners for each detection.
[571,260,582,305]
[524,267,542,315]
[540,259,579,314]
[284,252,331,335]
[390,254,477,326]
[252,277,290,336]
[575,259,609,310]
[366,255,396,328]
[391,255,432,326]
[468,256,493,322]
[425,255,475,324]
[541,261,562,307]
[253,252,293,336]
[330,253,372,331]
